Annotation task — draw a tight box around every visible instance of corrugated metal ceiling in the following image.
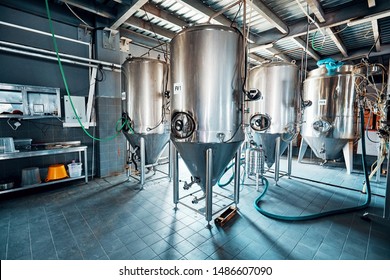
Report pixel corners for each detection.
[4,0,389,67]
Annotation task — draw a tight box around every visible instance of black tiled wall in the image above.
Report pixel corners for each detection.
[0,4,127,183]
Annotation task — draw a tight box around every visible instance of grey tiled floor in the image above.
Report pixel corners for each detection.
[1,156,389,260]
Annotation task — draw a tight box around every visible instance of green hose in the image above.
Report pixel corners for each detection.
[254,105,371,221]
[45,0,132,141]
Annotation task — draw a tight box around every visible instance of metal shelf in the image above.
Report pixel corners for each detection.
[0,145,88,195]
[0,174,86,194]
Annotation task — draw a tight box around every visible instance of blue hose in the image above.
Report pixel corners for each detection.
[217,158,245,187]
[218,162,236,187]
[254,105,372,221]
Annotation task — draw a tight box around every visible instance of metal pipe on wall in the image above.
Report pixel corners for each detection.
[0,20,89,46]
[0,40,121,69]
[0,46,121,72]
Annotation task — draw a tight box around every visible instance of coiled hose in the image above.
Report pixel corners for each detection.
[254,105,371,221]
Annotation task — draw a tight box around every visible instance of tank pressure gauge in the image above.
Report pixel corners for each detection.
[171,112,195,139]
[250,114,271,131]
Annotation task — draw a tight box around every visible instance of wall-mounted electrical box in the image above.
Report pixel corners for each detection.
[64,96,86,123]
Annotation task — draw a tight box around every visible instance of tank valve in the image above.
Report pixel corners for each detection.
[192,193,206,204]
[183,176,200,190]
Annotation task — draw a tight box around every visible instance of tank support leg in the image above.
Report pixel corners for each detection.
[172,144,179,209]
[233,147,241,205]
[140,137,146,189]
[342,140,354,175]
[288,141,293,178]
[298,139,308,162]
[205,148,213,226]
[275,137,281,183]
[168,140,172,182]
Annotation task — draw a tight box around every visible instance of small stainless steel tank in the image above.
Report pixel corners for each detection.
[247,61,299,168]
[300,65,358,160]
[122,57,169,166]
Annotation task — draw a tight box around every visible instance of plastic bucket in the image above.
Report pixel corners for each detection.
[0,137,16,153]
[21,167,41,186]
[46,164,68,182]
[68,162,82,178]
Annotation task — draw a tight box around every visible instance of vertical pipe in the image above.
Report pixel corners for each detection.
[275,137,281,183]
[384,139,390,219]
[205,148,213,224]
[376,140,383,182]
[140,137,145,189]
[233,147,241,205]
[168,140,172,181]
[173,143,179,206]
[83,148,88,183]
[288,140,293,178]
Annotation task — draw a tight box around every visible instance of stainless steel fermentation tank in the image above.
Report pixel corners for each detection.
[298,65,359,174]
[122,57,170,187]
[170,24,244,223]
[246,61,299,182]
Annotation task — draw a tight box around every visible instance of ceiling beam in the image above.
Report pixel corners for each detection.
[176,0,262,43]
[290,37,321,60]
[59,0,114,19]
[305,0,326,23]
[265,47,293,62]
[112,0,132,4]
[325,27,348,57]
[120,28,166,49]
[176,0,231,25]
[249,53,266,63]
[142,3,188,29]
[124,17,176,39]
[253,0,390,45]
[372,19,381,52]
[110,0,148,30]
[250,0,288,33]
[334,43,390,61]
[248,43,274,53]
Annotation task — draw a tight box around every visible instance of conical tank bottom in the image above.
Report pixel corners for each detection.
[253,133,290,168]
[123,132,169,165]
[173,141,242,192]
[303,136,347,160]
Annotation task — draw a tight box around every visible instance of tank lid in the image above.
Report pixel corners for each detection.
[173,23,242,39]
[259,60,298,68]
[307,64,355,77]
[123,56,167,65]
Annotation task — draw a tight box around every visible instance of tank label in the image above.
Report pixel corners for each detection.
[318,99,327,106]
[173,83,183,95]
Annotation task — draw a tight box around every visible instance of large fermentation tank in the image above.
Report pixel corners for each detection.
[247,61,299,168]
[300,65,358,161]
[122,57,169,166]
[170,24,244,192]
